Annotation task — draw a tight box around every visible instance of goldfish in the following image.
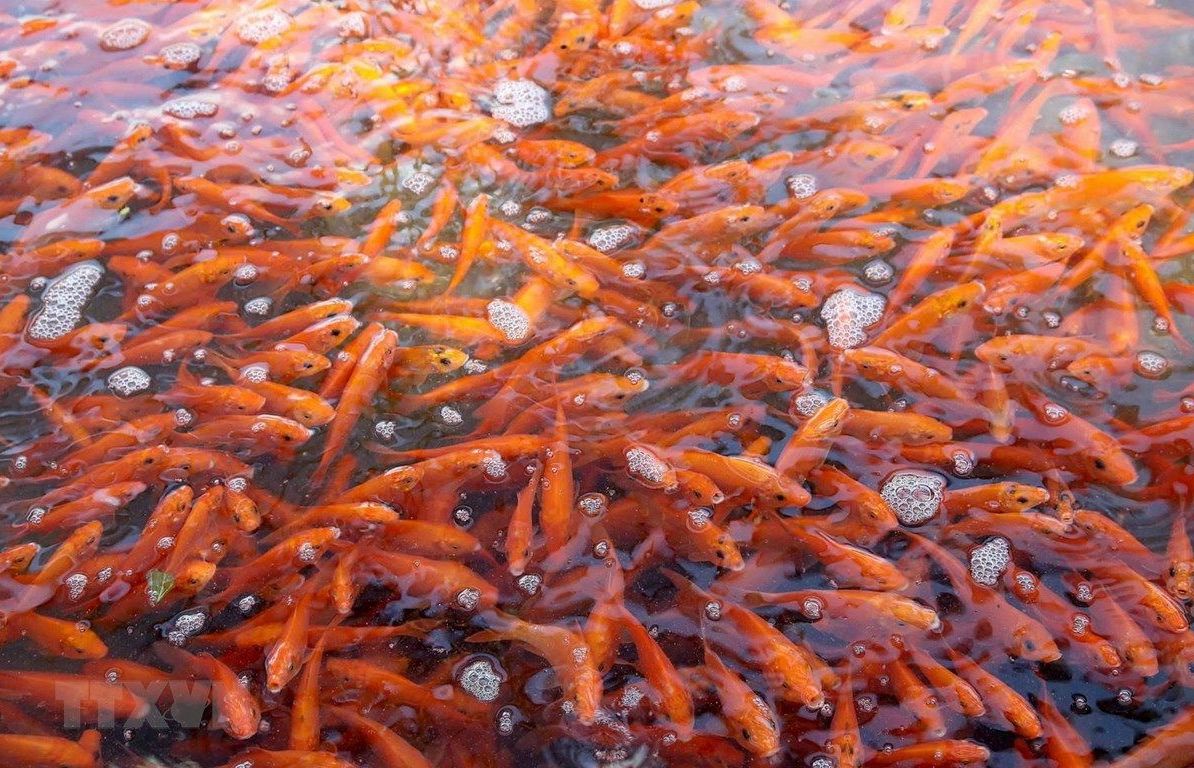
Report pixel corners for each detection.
[468,614,601,724]
[688,647,781,757]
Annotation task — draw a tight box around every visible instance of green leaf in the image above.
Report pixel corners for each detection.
[146,570,174,605]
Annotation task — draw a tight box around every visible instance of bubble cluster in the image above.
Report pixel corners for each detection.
[880,470,945,526]
[625,446,669,486]
[162,98,219,119]
[497,707,516,735]
[787,173,818,199]
[490,79,552,127]
[99,19,151,52]
[456,587,483,610]
[578,492,608,517]
[107,366,152,397]
[1109,139,1138,158]
[820,287,885,349]
[863,259,894,284]
[403,171,436,196]
[968,537,1010,586]
[588,224,636,253]
[792,389,831,417]
[27,262,104,341]
[517,574,541,594]
[486,299,531,343]
[1058,103,1091,125]
[244,297,273,316]
[1134,350,1169,378]
[159,42,201,69]
[235,9,292,44]
[165,612,207,646]
[481,451,508,480]
[64,572,88,601]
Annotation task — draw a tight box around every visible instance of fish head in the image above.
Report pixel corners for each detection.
[810,189,869,219]
[767,359,810,390]
[1001,484,1050,513]
[973,338,1019,371]
[635,193,678,219]
[274,418,315,446]
[59,627,108,660]
[85,176,141,209]
[1011,622,1062,662]
[169,561,215,597]
[424,345,470,374]
[219,213,257,242]
[266,642,303,693]
[1167,560,1194,601]
[1083,437,1137,485]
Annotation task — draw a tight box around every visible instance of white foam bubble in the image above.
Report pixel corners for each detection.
[588,224,635,253]
[244,297,272,316]
[486,299,531,343]
[497,707,516,734]
[1058,103,1090,125]
[439,406,464,426]
[162,98,218,119]
[403,171,436,196]
[863,260,894,284]
[1135,351,1169,378]
[27,261,103,341]
[787,173,818,199]
[792,389,831,417]
[481,451,508,480]
[526,208,552,226]
[236,9,291,44]
[634,0,676,7]
[159,42,201,68]
[456,587,483,610]
[64,572,88,601]
[166,612,206,646]
[578,492,607,517]
[460,658,502,700]
[1109,139,1138,158]
[620,261,649,279]
[968,537,1010,586]
[490,79,552,127]
[880,470,944,526]
[821,287,885,349]
[625,446,669,486]
[99,19,150,51]
[108,366,152,397]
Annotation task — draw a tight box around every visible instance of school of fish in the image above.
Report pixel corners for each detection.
[0,0,1193,766]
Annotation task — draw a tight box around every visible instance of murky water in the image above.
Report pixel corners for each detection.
[1,1,1193,767]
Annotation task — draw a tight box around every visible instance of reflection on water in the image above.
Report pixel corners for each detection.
[0,0,1193,766]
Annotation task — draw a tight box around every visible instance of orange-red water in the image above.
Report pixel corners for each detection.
[1,1,1194,767]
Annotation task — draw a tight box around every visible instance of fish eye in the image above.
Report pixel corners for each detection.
[1093,458,1107,470]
